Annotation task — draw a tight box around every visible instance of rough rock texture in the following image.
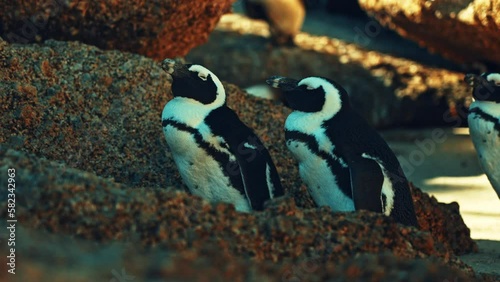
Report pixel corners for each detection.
[0,0,234,60]
[412,184,478,255]
[0,227,477,282]
[0,36,479,272]
[0,37,477,256]
[358,0,500,66]
[0,148,477,280]
[0,39,172,189]
[187,14,472,128]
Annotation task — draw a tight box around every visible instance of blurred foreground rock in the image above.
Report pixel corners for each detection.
[359,0,500,66]
[0,226,477,282]
[0,148,478,281]
[187,14,472,128]
[0,0,234,59]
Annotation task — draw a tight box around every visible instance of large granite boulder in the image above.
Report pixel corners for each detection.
[0,0,234,60]
[358,0,500,66]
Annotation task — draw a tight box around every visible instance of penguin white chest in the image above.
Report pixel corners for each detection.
[162,96,252,212]
[468,106,500,195]
[285,133,354,212]
[163,125,251,212]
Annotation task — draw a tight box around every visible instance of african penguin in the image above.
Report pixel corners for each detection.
[161,59,284,212]
[465,72,500,199]
[243,0,305,46]
[267,75,419,227]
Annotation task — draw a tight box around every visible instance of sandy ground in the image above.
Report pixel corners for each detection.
[383,128,500,276]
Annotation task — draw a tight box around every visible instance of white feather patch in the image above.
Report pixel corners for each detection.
[486,73,500,85]
[285,77,342,136]
[266,163,275,199]
[244,142,257,150]
[470,101,500,119]
[163,126,251,213]
[361,153,395,216]
[468,101,500,197]
[245,84,275,100]
[286,139,355,211]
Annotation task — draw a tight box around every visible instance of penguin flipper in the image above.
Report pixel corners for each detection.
[206,107,284,211]
[349,158,384,213]
[229,132,284,210]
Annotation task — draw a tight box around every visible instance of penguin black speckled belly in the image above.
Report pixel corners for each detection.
[161,59,284,212]
[267,75,419,227]
[243,0,305,46]
[465,72,500,199]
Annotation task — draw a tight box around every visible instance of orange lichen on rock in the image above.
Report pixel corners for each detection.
[412,184,478,255]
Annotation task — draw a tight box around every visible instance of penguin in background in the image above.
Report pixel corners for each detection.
[267,75,419,227]
[161,59,284,212]
[242,0,306,46]
[465,72,500,199]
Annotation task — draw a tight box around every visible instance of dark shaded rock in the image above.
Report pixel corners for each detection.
[0,226,478,282]
[327,0,366,17]
[0,147,477,279]
[0,0,234,60]
[187,14,471,128]
[358,0,500,66]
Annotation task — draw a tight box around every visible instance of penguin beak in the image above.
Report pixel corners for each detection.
[266,76,299,91]
[265,76,299,108]
[464,73,481,87]
[161,58,190,78]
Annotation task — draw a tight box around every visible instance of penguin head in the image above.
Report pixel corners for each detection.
[266,75,350,116]
[465,72,500,103]
[161,59,226,107]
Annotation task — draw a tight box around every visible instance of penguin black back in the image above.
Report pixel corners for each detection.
[205,107,284,210]
[327,109,418,227]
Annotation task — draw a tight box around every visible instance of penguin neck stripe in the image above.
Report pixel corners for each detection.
[469,107,500,137]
